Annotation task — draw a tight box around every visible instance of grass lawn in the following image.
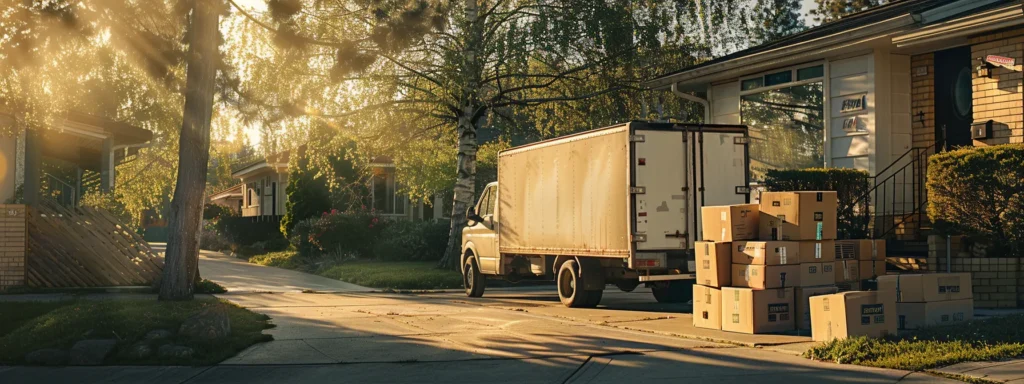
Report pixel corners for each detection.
[250,251,463,290]
[0,298,273,365]
[805,314,1024,372]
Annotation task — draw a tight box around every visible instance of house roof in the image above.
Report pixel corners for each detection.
[231,146,296,178]
[645,0,988,90]
[209,184,242,200]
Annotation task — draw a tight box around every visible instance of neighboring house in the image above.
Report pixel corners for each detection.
[230,147,447,221]
[649,0,1024,243]
[208,184,243,214]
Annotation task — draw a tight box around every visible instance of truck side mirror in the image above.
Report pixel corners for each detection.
[466,207,483,223]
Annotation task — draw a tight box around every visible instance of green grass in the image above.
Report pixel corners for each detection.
[195,279,227,294]
[0,299,273,365]
[805,314,1024,371]
[249,251,463,290]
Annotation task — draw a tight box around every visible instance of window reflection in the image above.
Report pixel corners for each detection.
[741,82,825,181]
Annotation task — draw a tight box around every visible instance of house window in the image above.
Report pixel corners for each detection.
[372,172,406,215]
[740,64,825,182]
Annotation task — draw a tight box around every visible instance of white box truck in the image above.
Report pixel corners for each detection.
[461,121,750,307]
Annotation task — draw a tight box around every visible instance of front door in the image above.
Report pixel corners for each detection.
[934,46,974,150]
[465,184,499,274]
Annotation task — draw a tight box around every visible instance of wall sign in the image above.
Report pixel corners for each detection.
[841,116,864,132]
[840,95,867,113]
[985,55,1016,69]
[913,66,929,77]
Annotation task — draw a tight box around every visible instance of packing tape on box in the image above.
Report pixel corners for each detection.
[721,228,726,242]
[815,243,822,259]
[872,240,877,259]
[780,247,787,264]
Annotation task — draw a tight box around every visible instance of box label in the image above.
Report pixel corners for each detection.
[815,243,821,259]
[768,303,790,314]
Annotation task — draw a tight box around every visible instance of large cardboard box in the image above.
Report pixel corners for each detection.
[758,191,838,241]
[835,239,886,261]
[897,299,974,330]
[799,240,835,263]
[800,262,836,287]
[809,291,897,341]
[701,204,759,242]
[693,285,722,330]
[796,286,840,330]
[722,287,795,334]
[732,264,801,289]
[835,259,860,283]
[876,273,973,303]
[732,241,800,265]
[695,241,732,287]
[859,260,886,280]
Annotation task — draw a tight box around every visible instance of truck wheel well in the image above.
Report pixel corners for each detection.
[553,256,576,275]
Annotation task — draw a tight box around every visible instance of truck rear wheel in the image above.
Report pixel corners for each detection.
[464,256,485,298]
[557,260,600,308]
[651,280,694,304]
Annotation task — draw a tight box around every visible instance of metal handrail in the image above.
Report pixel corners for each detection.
[841,143,936,240]
[42,172,78,208]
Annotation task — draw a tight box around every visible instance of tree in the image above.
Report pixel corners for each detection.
[159,0,223,300]
[225,0,689,269]
[280,129,365,239]
[749,0,805,44]
[810,0,885,24]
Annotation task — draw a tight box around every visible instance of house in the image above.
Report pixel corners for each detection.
[0,111,162,290]
[208,184,243,214]
[650,0,1024,306]
[229,147,448,221]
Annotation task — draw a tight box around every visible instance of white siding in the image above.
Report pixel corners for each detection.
[710,81,741,124]
[829,54,874,173]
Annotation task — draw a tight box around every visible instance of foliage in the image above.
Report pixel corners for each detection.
[373,220,451,262]
[810,0,886,24]
[749,0,806,44]
[318,261,463,290]
[194,279,227,294]
[215,216,289,254]
[280,133,367,239]
[763,168,871,239]
[0,299,272,365]
[927,145,1024,258]
[80,192,138,230]
[290,209,383,258]
[248,250,304,269]
[805,314,1024,371]
[203,204,235,221]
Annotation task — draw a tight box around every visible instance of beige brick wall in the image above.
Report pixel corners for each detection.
[970,28,1024,145]
[0,204,27,290]
[930,235,1022,308]
[911,53,936,151]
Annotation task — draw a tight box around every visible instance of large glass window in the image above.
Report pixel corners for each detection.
[741,81,825,182]
[373,172,406,215]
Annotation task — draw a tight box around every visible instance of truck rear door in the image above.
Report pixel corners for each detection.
[694,130,750,243]
[632,130,687,250]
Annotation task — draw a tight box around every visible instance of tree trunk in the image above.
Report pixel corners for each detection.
[438,0,483,271]
[159,0,220,301]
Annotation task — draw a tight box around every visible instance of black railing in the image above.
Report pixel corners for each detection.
[843,144,935,240]
[41,172,78,208]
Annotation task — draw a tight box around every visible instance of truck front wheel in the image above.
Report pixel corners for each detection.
[651,280,694,304]
[557,260,601,308]
[464,256,485,298]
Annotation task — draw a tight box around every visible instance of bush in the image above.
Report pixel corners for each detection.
[928,144,1024,258]
[203,204,236,220]
[764,168,871,239]
[290,210,383,258]
[373,220,450,261]
[216,216,289,254]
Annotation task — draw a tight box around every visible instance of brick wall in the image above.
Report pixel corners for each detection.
[911,53,936,151]
[930,235,1021,308]
[0,204,26,290]
[970,28,1024,145]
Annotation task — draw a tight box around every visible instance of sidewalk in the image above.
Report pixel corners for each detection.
[933,359,1024,383]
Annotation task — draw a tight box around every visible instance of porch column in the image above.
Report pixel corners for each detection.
[100,138,114,193]
[75,167,83,206]
[22,130,41,206]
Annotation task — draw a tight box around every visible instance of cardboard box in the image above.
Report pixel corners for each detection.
[722,287,795,334]
[835,259,860,283]
[859,260,886,280]
[701,204,759,242]
[809,291,897,341]
[693,285,722,330]
[759,191,838,241]
[799,240,835,263]
[732,241,799,265]
[796,286,840,330]
[877,273,973,303]
[800,262,836,287]
[732,264,801,289]
[897,299,974,330]
[695,241,731,287]
[835,239,886,261]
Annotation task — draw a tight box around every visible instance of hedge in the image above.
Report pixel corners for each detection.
[216,216,289,254]
[927,144,1024,258]
[763,168,871,239]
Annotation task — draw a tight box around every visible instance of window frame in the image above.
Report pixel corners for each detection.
[739,62,825,97]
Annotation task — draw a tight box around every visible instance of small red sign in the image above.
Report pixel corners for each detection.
[985,55,1016,68]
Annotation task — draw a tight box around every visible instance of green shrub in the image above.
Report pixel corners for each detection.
[927,144,1024,258]
[764,168,871,239]
[373,220,450,261]
[216,216,289,252]
[290,210,383,258]
[203,204,236,220]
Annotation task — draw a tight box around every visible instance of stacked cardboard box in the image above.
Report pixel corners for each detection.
[836,239,887,281]
[877,273,974,330]
[695,192,840,334]
[809,290,897,341]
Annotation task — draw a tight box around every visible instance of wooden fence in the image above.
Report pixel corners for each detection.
[26,201,164,287]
